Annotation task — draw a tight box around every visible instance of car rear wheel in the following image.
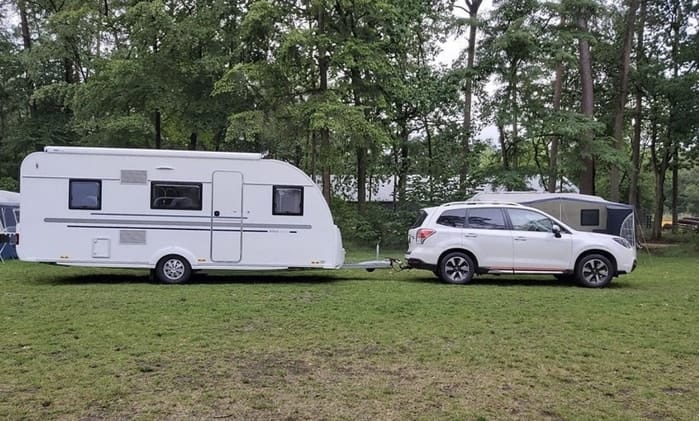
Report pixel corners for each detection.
[575,254,613,288]
[439,252,475,284]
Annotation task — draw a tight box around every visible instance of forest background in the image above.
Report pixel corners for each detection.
[0,0,697,246]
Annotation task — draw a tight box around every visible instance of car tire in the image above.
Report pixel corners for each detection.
[439,252,475,284]
[575,254,613,288]
[155,255,192,284]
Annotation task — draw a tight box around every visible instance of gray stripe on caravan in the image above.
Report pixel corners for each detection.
[92,212,246,219]
[44,217,311,230]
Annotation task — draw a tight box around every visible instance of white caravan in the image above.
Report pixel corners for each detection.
[18,146,345,283]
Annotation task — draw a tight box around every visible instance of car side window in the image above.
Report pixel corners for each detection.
[507,209,554,232]
[436,209,466,228]
[466,208,507,230]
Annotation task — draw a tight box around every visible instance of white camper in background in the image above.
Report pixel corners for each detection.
[18,146,345,283]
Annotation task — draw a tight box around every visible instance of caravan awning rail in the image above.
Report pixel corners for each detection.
[44,146,262,161]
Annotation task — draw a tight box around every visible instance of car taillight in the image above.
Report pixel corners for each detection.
[417,228,436,244]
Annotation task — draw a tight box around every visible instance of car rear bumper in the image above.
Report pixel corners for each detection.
[405,257,437,271]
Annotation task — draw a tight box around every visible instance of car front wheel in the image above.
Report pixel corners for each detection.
[439,252,475,284]
[575,254,613,288]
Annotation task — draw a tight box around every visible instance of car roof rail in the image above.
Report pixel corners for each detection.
[442,200,525,207]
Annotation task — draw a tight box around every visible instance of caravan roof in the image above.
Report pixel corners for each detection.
[44,146,262,161]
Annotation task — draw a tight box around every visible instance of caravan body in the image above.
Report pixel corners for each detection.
[19,147,344,282]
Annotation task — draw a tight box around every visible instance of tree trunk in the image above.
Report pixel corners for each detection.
[510,64,519,169]
[317,5,331,204]
[397,117,409,202]
[649,107,673,241]
[629,0,646,209]
[548,61,564,193]
[154,109,162,149]
[669,0,681,233]
[213,126,225,151]
[652,170,665,240]
[423,116,434,201]
[577,15,595,195]
[18,0,32,50]
[357,147,367,211]
[610,0,640,202]
[350,67,367,213]
[672,146,678,233]
[189,132,197,150]
[460,0,483,193]
[497,124,509,171]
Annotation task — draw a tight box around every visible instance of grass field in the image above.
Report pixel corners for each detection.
[1,248,697,420]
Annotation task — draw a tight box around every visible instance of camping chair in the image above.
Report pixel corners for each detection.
[0,231,8,263]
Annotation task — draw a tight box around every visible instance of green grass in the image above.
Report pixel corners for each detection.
[1,249,698,420]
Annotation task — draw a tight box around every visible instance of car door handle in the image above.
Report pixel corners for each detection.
[514,236,527,241]
[463,233,478,238]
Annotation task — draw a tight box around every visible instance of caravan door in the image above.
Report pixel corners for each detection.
[211,171,243,262]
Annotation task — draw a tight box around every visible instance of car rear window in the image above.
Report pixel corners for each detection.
[411,210,428,228]
[437,209,466,228]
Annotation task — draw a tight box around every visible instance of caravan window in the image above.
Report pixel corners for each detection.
[69,179,102,210]
[151,182,202,210]
[273,186,303,216]
[580,209,600,226]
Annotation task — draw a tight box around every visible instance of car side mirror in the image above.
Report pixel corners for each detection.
[552,224,562,238]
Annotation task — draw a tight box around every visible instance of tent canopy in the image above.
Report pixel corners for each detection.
[0,190,20,206]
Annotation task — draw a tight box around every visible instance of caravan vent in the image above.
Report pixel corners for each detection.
[119,230,146,245]
[121,170,148,184]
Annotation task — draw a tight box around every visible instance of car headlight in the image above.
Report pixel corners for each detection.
[613,237,632,248]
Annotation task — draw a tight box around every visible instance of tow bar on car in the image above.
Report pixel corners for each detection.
[340,243,409,272]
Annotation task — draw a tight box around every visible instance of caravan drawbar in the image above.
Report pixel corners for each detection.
[18,146,346,283]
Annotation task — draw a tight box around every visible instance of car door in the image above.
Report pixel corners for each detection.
[463,207,513,272]
[506,208,573,272]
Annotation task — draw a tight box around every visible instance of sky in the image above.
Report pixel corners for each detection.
[437,0,499,143]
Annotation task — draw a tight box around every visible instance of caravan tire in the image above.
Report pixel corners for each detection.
[156,255,192,284]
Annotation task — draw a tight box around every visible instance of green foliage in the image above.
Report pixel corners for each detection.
[0,0,695,239]
[331,199,418,248]
[0,177,19,191]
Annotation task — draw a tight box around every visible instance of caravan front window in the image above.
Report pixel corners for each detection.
[273,186,303,216]
[69,179,102,210]
[151,182,202,210]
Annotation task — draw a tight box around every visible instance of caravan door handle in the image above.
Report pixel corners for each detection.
[514,236,527,241]
[214,210,220,217]
[463,233,478,238]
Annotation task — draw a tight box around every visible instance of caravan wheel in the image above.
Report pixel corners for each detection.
[156,255,192,284]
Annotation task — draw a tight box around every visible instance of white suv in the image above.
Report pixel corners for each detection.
[406,201,637,287]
